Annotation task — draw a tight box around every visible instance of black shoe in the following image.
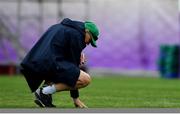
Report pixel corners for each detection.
[34,88,56,108]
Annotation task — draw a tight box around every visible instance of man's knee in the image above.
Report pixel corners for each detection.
[83,74,91,86]
[79,71,91,87]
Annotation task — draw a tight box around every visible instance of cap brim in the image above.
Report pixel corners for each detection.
[90,37,97,47]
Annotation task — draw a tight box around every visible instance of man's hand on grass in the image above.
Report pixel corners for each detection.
[73,98,88,108]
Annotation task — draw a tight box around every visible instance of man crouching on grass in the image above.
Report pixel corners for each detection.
[20,18,99,108]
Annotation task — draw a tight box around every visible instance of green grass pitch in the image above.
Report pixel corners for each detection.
[1,75,180,108]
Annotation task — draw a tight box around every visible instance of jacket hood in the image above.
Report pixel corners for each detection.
[61,18,85,36]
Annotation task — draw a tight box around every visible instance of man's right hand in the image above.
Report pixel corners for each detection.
[80,53,86,66]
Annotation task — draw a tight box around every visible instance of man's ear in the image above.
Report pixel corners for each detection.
[85,29,89,32]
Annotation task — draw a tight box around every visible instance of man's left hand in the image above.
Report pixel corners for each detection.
[73,98,88,108]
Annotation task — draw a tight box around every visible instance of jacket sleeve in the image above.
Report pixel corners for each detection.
[50,29,83,69]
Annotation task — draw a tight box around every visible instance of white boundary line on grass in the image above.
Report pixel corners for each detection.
[0,108,180,113]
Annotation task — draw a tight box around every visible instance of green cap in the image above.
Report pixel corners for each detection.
[85,21,99,47]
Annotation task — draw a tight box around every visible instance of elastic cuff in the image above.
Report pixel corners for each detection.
[70,90,79,98]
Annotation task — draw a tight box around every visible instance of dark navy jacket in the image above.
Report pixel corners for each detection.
[20,18,86,92]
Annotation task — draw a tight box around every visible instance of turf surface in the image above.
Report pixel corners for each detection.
[1,75,180,108]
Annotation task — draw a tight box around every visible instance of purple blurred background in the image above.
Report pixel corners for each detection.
[0,0,179,75]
